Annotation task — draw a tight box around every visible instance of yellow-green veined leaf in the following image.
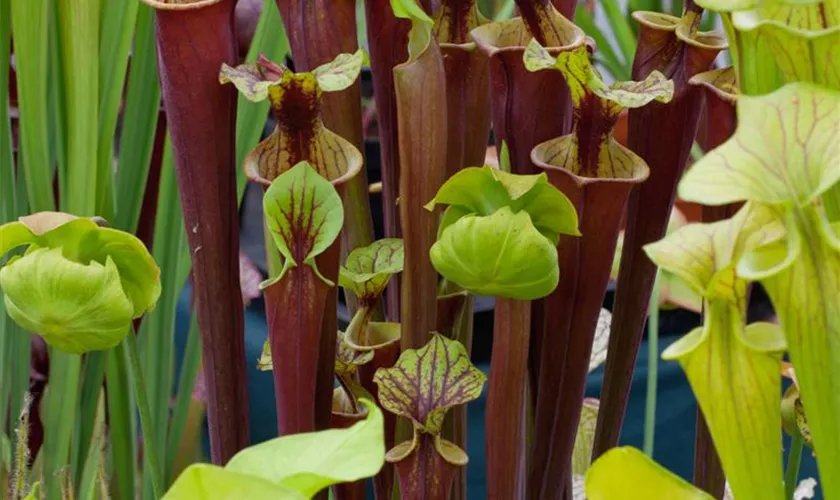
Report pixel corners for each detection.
[662,313,787,500]
[373,334,486,435]
[339,238,404,303]
[0,248,133,354]
[430,207,560,300]
[523,38,673,114]
[572,398,599,476]
[737,204,840,497]
[679,83,840,207]
[335,331,374,378]
[645,202,786,301]
[218,62,281,103]
[257,339,272,372]
[262,162,344,285]
[225,399,385,497]
[311,49,368,92]
[647,202,788,499]
[585,447,714,500]
[163,464,306,500]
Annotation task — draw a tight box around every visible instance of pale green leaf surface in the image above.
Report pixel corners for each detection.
[312,49,367,92]
[679,83,840,206]
[646,202,785,301]
[390,0,432,62]
[219,62,279,102]
[1,249,133,354]
[164,464,306,500]
[226,400,384,497]
[262,162,344,284]
[523,38,673,113]
[585,447,713,499]
[1,214,162,317]
[430,208,560,300]
[427,166,579,240]
[373,335,485,434]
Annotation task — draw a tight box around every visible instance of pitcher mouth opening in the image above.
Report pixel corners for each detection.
[470,7,586,55]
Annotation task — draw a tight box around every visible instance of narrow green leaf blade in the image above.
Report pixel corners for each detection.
[114,4,160,233]
[10,0,54,212]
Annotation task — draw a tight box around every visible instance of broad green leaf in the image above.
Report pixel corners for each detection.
[1,248,133,354]
[430,207,560,300]
[572,398,599,476]
[679,83,840,207]
[219,62,281,102]
[1,213,162,317]
[311,49,368,92]
[339,238,404,302]
[93,227,162,316]
[373,334,486,434]
[164,464,306,500]
[262,162,344,285]
[585,447,713,500]
[226,399,385,497]
[426,166,579,241]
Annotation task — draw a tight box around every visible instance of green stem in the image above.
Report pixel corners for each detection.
[785,433,804,499]
[123,333,163,499]
[643,271,661,457]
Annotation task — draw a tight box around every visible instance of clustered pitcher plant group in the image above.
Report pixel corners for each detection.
[1,0,838,499]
